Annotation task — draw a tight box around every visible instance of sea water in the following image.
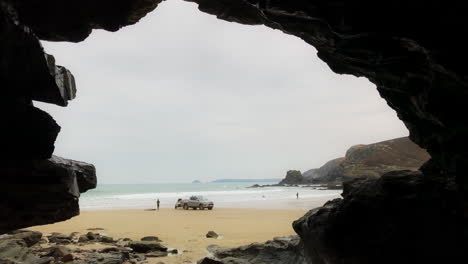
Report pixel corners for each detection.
[80,182,342,210]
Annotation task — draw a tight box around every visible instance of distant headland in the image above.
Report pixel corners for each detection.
[210,179,281,183]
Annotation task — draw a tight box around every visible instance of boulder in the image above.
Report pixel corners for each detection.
[73,252,126,264]
[44,246,72,259]
[128,241,167,253]
[86,232,98,241]
[0,238,49,264]
[140,236,160,242]
[47,233,71,245]
[78,235,89,243]
[100,247,120,253]
[61,253,74,262]
[197,258,224,264]
[206,231,218,239]
[5,230,42,247]
[100,236,114,243]
[206,236,306,264]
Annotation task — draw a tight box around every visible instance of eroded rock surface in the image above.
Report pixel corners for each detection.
[1,230,174,264]
[205,236,307,264]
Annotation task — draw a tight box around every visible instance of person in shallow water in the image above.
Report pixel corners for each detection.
[296,192,299,199]
[157,199,160,210]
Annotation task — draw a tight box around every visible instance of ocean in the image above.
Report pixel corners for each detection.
[79,182,342,210]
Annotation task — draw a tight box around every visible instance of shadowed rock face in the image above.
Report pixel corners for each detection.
[1,1,94,233]
[4,0,164,42]
[293,170,465,264]
[0,156,96,234]
[1,0,468,262]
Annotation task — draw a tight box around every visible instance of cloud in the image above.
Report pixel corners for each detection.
[36,0,408,183]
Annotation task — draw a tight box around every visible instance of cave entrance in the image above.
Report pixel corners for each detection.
[31,0,407,263]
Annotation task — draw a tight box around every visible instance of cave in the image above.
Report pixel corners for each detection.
[1,0,467,263]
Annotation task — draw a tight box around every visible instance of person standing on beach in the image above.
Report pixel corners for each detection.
[157,199,160,210]
[296,192,299,199]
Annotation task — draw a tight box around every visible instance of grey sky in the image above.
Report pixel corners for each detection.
[36,0,408,184]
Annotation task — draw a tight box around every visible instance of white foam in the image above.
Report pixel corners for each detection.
[80,185,342,210]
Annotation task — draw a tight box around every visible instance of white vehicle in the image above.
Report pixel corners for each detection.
[175,196,214,210]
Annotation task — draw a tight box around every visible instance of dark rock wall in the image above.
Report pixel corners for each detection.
[0,156,96,234]
[4,0,163,42]
[0,1,95,234]
[293,171,465,264]
[1,0,467,262]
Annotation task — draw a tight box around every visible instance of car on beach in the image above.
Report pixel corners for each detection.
[175,196,214,210]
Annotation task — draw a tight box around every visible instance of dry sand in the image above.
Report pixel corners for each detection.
[30,208,310,264]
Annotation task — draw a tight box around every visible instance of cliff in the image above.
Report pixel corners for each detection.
[284,137,430,185]
[337,137,430,181]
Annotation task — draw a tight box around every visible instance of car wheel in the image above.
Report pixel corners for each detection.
[208,207,213,210]
[183,204,188,210]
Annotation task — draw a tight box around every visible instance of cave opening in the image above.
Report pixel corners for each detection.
[2,0,467,263]
[37,0,408,186]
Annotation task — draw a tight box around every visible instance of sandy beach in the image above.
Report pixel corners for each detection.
[30,208,311,264]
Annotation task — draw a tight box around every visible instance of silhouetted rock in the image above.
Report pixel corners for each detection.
[49,156,97,193]
[294,170,464,264]
[198,258,224,264]
[0,155,96,233]
[128,241,167,253]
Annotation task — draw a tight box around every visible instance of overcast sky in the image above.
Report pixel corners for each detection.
[36,0,408,184]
